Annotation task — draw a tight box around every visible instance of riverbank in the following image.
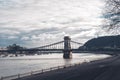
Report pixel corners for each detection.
[14,55,120,80]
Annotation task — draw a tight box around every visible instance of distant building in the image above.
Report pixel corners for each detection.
[0,47,7,50]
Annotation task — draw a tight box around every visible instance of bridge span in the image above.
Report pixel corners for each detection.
[0,36,83,59]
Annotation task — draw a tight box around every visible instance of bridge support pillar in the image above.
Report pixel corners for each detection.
[63,36,72,59]
[63,50,72,59]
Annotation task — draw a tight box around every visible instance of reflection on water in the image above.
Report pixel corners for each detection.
[64,59,72,65]
[0,53,110,77]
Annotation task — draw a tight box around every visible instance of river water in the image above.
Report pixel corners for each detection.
[0,53,110,77]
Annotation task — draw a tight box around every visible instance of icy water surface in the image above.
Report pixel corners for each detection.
[0,53,110,77]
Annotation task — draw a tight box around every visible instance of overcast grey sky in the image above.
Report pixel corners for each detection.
[0,0,106,47]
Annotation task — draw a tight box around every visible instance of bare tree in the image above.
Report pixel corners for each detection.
[103,0,120,33]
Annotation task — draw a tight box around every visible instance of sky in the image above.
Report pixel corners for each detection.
[0,0,106,48]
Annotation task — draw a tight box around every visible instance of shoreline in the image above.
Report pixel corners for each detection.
[0,53,110,78]
[13,55,119,80]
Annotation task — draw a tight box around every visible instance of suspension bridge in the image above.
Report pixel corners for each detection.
[0,36,83,59]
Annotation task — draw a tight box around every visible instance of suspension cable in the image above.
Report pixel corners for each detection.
[30,41,64,49]
[70,40,83,45]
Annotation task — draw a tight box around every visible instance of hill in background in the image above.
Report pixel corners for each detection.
[79,35,120,51]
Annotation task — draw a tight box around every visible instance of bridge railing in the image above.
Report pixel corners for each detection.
[0,62,84,80]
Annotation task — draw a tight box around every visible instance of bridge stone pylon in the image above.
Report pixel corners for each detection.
[63,36,72,59]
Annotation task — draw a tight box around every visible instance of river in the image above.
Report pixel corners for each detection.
[0,53,110,77]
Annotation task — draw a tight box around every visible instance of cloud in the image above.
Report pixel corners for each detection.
[0,0,105,47]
